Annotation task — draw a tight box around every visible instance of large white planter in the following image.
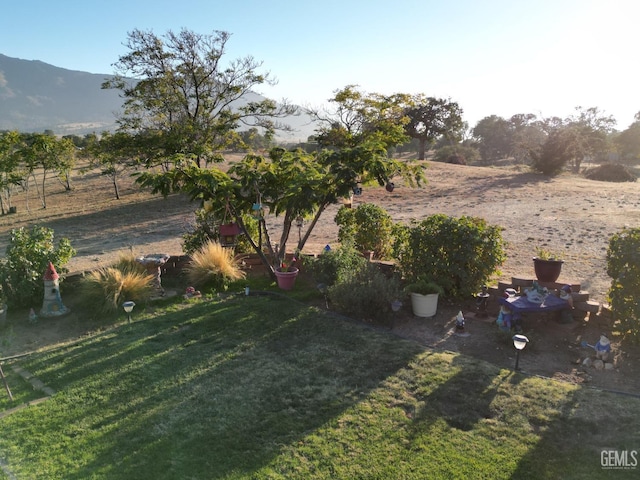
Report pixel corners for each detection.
[410,292,439,318]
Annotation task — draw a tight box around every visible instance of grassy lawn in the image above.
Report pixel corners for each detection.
[0,292,639,479]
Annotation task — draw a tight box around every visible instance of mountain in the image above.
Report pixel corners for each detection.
[0,54,316,140]
[0,54,122,134]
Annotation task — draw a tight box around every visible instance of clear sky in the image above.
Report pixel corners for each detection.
[2,0,638,129]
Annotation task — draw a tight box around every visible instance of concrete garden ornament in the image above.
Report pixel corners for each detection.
[40,262,69,318]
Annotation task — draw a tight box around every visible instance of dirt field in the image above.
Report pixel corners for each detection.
[1,160,639,395]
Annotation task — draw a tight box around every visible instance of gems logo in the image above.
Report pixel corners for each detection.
[601,450,638,470]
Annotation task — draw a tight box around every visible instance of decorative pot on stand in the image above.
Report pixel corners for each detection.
[533,257,564,283]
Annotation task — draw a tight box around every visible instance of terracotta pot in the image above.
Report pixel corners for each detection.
[274,267,299,290]
[533,257,564,282]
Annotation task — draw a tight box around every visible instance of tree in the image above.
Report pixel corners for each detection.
[404,97,464,160]
[615,116,640,162]
[529,107,616,175]
[20,133,76,208]
[471,115,512,163]
[84,132,139,199]
[307,85,412,150]
[564,107,616,172]
[137,144,425,279]
[0,131,23,214]
[103,28,297,168]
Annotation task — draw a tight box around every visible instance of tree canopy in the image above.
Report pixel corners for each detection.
[404,97,464,160]
[102,28,297,167]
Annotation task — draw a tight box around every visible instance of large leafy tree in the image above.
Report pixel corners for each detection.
[102,28,297,167]
[530,107,616,175]
[307,85,413,150]
[137,143,424,279]
[404,97,464,160]
[471,115,513,163]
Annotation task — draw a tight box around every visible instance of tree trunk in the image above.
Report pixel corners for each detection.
[113,175,120,200]
[418,139,427,160]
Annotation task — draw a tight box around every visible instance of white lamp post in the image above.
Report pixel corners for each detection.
[123,301,136,324]
[512,334,529,371]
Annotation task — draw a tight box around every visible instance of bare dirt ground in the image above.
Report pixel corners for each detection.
[1,160,639,396]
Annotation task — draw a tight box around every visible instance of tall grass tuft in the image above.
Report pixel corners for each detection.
[111,251,148,275]
[186,240,245,291]
[80,266,155,313]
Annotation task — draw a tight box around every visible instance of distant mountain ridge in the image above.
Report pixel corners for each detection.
[0,53,122,134]
[0,53,315,140]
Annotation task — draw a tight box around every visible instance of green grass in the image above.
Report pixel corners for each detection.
[0,294,639,479]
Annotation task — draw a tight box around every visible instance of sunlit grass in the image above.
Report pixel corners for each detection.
[0,296,638,479]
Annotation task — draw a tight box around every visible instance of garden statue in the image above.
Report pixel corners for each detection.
[582,334,611,362]
[496,290,516,332]
[40,262,69,318]
[558,284,574,323]
[455,310,465,332]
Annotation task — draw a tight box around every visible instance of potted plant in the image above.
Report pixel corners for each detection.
[533,247,564,283]
[404,276,444,318]
[274,256,299,290]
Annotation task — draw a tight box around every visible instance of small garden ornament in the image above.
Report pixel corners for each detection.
[582,334,611,361]
[40,262,69,318]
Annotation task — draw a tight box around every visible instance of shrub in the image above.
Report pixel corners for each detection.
[0,225,75,308]
[433,145,480,165]
[530,131,571,176]
[306,242,367,287]
[584,164,637,182]
[111,251,148,275]
[335,203,394,259]
[80,266,155,313]
[185,240,246,291]
[328,262,402,326]
[393,214,506,298]
[606,227,640,342]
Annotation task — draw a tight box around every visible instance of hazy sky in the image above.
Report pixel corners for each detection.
[2,0,638,129]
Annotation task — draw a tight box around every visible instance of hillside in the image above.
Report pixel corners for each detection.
[0,53,316,139]
[0,53,121,134]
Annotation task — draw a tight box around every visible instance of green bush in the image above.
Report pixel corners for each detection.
[328,262,402,326]
[0,226,75,308]
[433,145,480,165]
[606,227,640,342]
[530,131,571,176]
[335,203,394,259]
[306,242,367,287]
[393,214,506,298]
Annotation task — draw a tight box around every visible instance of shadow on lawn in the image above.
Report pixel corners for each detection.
[8,295,424,479]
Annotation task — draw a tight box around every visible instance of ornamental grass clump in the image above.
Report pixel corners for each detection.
[186,240,245,291]
[81,266,155,313]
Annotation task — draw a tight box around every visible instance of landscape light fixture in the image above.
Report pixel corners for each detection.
[512,334,529,371]
[123,301,136,324]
